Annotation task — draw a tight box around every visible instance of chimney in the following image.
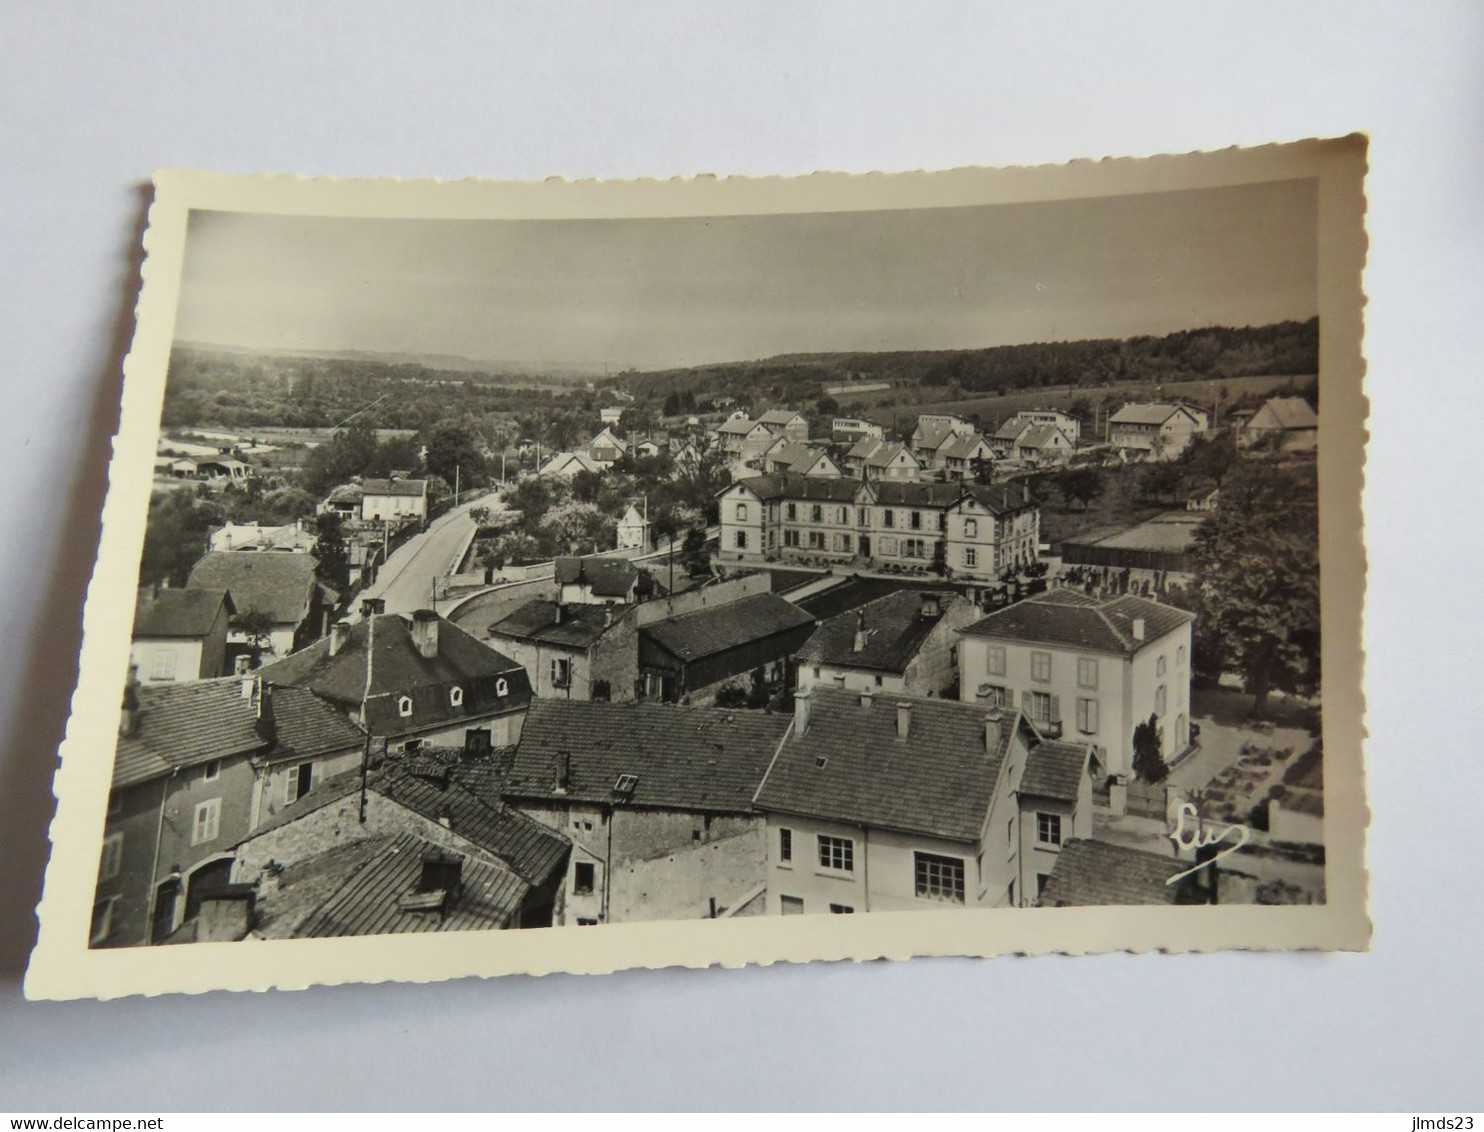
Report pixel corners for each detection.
[896,701,912,740]
[329,620,351,657]
[1132,617,1146,641]
[411,609,440,658]
[794,686,813,737]
[119,665,141,739]
[233,654,252,676]
[603,605,614,629]
[254,678,276,743]
[555,750,571,794]
[984,712,1001,754]
[553,598,566,625]
[858,689,875,710]
[240,669,256,700]
[853,609,868,653]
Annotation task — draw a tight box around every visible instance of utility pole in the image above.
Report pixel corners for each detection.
[454,463,460,508]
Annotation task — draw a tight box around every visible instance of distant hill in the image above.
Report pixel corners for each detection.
[173,341,610,383]
[617,319,1320,408]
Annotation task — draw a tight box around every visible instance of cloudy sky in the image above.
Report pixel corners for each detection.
[174,178,1317,371]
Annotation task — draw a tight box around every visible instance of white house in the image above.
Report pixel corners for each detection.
[615,503,649,550]
[360,478,429,522]
[1108,403,1208,461]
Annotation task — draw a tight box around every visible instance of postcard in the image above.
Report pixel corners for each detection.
[26,137,1369,999]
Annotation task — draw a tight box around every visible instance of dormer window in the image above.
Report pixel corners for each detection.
[495,677,509,697]
[449,686,464,707]
[397,695,413,718]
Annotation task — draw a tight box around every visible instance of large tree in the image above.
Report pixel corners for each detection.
[1190,458,1320,714]
[1132,713,1169,784]
[311,512,350,593]
[423,423,485,490]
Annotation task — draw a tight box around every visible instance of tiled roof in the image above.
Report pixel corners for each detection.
[939,432,992,460]
[641,592,814,662]
[766,442,818,470]
[554,555,639,597]
[113,677,269,789]
[865,442,915,468]
[1030,588,1101,607]
[961,592,1192,655]
[1251,397,1318,430]
[1016,424,1069,450]
[373,764,570,886]
[759,409,806,426]
[730,473,861,503]
[1109,403,1184,426]
[798,589,957,674]
[912,419,963,450]
[754,687,1029,842]
[1038,839,1184,906]
[716,417,761,435]
[872,480,967,507]
[539,452,602,476]
[1018,739,1090,801]
[260,613,532,736]
[994,419,1033,442]
[794,575,962,620]
[488,599,623,650]
[506,699,791,812]
[263,685,367,764]
[186,552,317,627]
[132,588,232,639]
[958,481,1036,515]
[297,833,531,937]
[847,437,885,459]
[360,478,427,498]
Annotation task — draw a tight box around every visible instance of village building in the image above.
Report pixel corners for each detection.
[757,408,810,443]
[185,550,325,659]
[92,671,366,948]
[615,503,650,550]
[714,416,775,461]
[831,417,885,444]
[637,589,815,704]
[796,589,978,699]
[321,483,364,519]
[195,457,253,483]
[1107,402,1209,461]
[909,413,977,463]
[538,450,603,480]
[599,406,624,426]
[586,427,628,468]
[486,599,639,702]
[752,687,1095,913]
[1005,408,1081,444]
[1037,839,1192,906]
[130,587,235,684]
[359,477,429,522]
[854,440,924,481]
[228,753,571,938]
[554,554,653,605]
[1011,423,1076,466]
[717,473,1039,581]
[503,699,792,924]
[260,610,533,753]
[933,432,997,479]
[759,438,841,477]
[957,589,1196,779]
[207,520,317,554]
[1240,395,1318,451]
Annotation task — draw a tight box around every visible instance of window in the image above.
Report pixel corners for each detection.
[779,828,792,863]
[786,503,797,521]
[981,684,1010,708]
[1155,684,1167,716]
[495,677,509,697]
[964,548,977,568]
[573,861,595,895]
[836,506,849,524]
[1031,651,1052,683]
[874,674,883,687]
[817,835,854,873]
[191,798,221,846]
[149,649,178,682]
[880,536,899,556]
[807,531,825,550]
[914,852,965,904]
[883,509,895,528]
[1076,697,1099,734]
[829,904,855,914]
[1037,812,1063,846]
[780,895,805,915]
[449,686,464,707]
[90,897,118,945]
[1176,713,1188,748]
[397,695,413,718]
[784,529,800,547]
[1029,690,1054,723]
[835,533,852,553]
[810,504,823,522]
[202,759,221,783]
[551,657,571,688]
[964,518,978,538]
[1077,657,1098,689]
[1157,655,1168,677]
[910,510,922,530]
[735,502,748,521]
[735,530,748,549]
[1177,645,1187,668]
[902,537,926,558]
[576,918,599,926]
[285,762,313,804]
[98,833,124,882]
[986,645,1006,676]
[857,508,869,527]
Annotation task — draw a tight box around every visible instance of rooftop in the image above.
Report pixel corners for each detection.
[1072,511,1206,554]
[360,478,428,498]
[487,599,626,650]
[506,699,792,811]
[1109,402,1188,426]
[186,551,318,626]
[1018,739,1091,802]
[938,432,992,460]
[754,687,1031,842]
[554,554,642,597]
[132,587,233,639]
[961,591,1193,655]
[641,591,815,663]
[798,589,959,674]
[759,409,806,425]
[1251,396,1319,430]
[1037,839,1186,906]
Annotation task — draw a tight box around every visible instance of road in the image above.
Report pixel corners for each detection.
[353,490,499,618]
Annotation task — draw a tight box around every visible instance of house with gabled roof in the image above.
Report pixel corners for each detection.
[1240,395,1318,451]
[615,502,650,550]
[504,699,792,924]
[486,598,639,702]
[131,587,235,683]
[759,438,840,477]
[1006,408,1081,444]
[538,450,604,480]
[586,427,628,468]
[753,686,1095,913]
[1012,423,1076,466]
[554,554,653,605]
[797,589,978,699]
[229,752,572,937]
[934,431,997,479]
[713,416,774,460]
[910,413,977,462]
[957,588,1196,780]
[92,670,366,948]
[637,591,816,704]
[186,550,324,659]
[757,408,810,443]
[260,609,533,753]
[1108,402,1208,461]
[360,477,429,522]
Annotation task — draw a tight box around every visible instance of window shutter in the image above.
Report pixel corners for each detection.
[1050,694,1061,722]
[283,766,296,805]
[1021,689,1032,713]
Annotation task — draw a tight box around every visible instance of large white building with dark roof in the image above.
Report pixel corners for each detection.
[957,589,1196,779]
[752,686,1095,913]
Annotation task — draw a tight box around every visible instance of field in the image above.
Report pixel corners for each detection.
[833,373,1314,434]
[1025,463,1169,548]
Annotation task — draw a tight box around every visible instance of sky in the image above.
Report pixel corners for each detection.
[174,178,1317,372]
